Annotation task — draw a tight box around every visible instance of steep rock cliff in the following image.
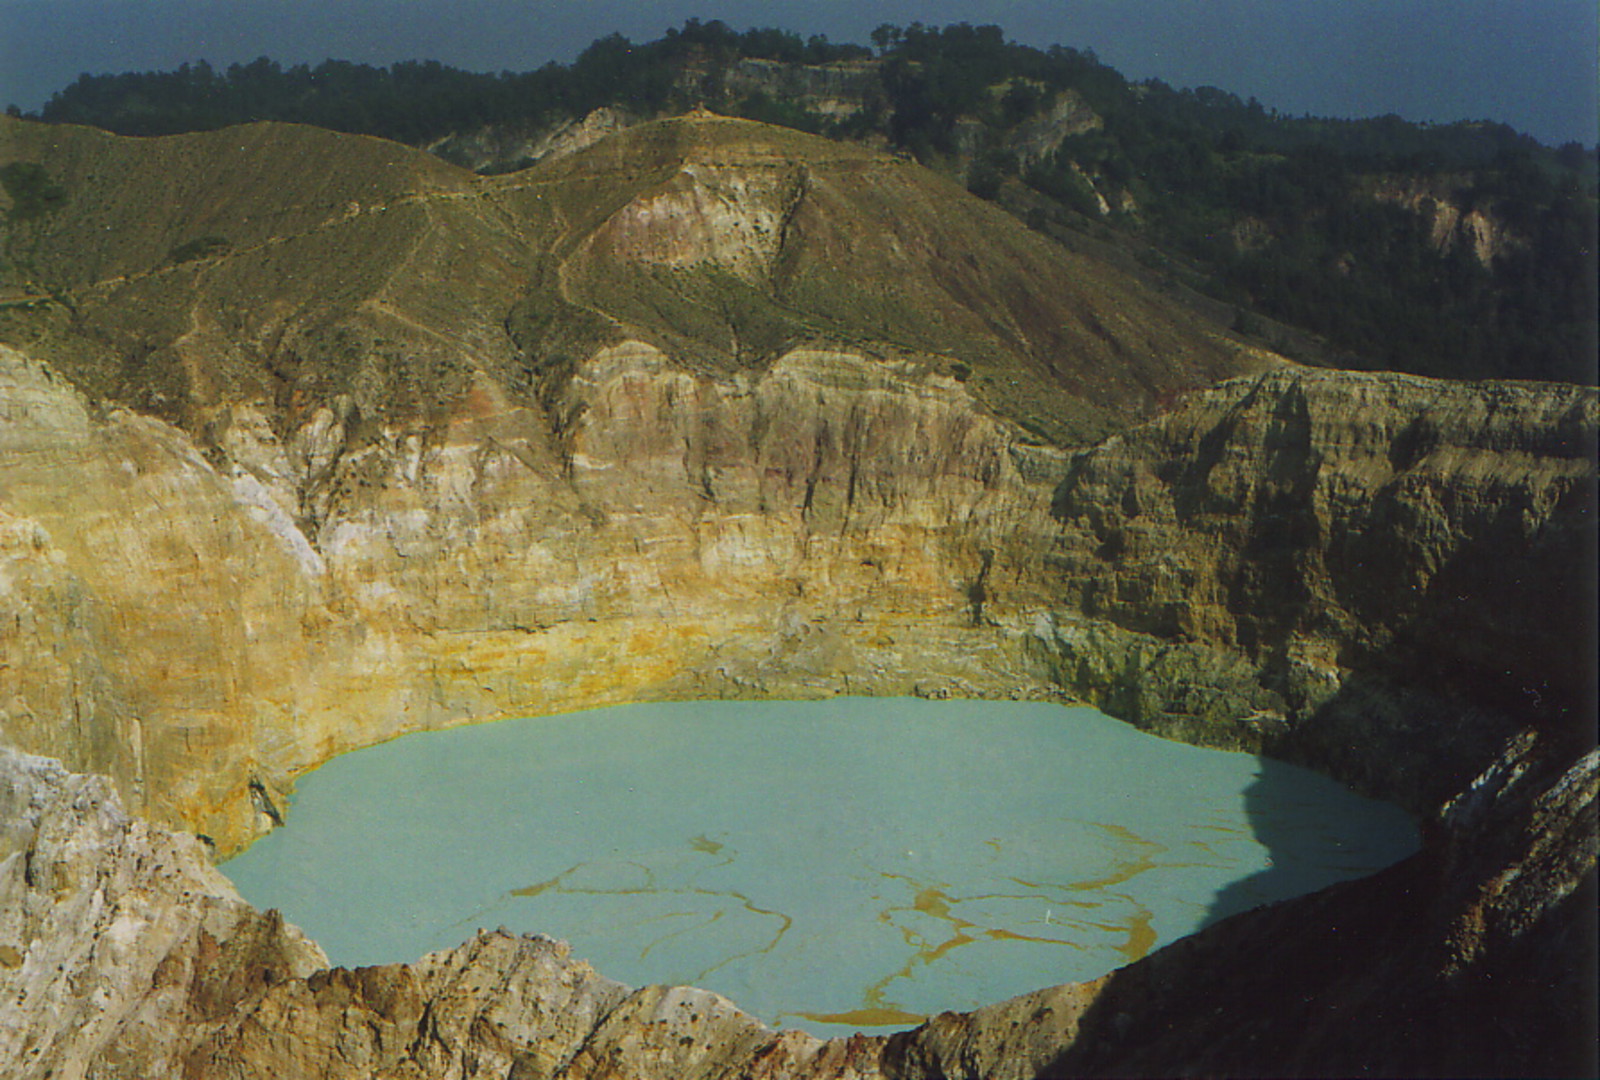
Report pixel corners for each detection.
[1366,175,1524,266]
[0,749,327,1077]
[3,338,1594,840]
[1,337,1074,852]
[1,112,1268,850]
[1033,367,1597,808]
[722,59,882,122]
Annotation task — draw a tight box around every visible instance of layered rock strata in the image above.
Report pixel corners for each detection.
[3,340,1595,843]
[1,339,1072,853]
[1034,366,1598,809]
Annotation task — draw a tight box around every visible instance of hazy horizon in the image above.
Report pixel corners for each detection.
[1,0,1596,147]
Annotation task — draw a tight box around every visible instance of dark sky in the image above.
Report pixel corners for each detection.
[2,0,1595,146]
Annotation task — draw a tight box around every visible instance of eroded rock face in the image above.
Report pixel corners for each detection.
[3,341,1595,843]
[2,346,1595,1075]
[428,106,642,174]
[1035,367,1597,808]
[1,340,1070,853]
[1367,175,1524,266]
[722,59,883,123]
[0,748,327,1078]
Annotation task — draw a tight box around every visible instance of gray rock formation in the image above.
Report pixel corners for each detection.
[0,748,327,1077]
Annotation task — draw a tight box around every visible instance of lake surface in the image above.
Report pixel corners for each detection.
[222,698,1417,1036]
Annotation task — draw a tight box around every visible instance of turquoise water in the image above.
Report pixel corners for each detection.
[222,698,1417,1035]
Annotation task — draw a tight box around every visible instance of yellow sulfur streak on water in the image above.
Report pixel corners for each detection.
[793,1005,929,1027]
[689,834,725,855]
[518,819,1173,1022]
[1105,907,1158,963]
[512,877,558,898]
[1064,822,1166,892]
[509,839,794,979]
[809,873,1093,1026]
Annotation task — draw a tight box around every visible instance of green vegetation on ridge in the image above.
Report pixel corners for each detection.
[13,19,1599,388]
[1,161,67,221]
[0,110,1256,443]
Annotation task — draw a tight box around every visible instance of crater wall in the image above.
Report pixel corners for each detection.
[3,340,1593,842]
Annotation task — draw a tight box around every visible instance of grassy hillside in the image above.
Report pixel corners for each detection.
[23,20,1596,387]
[0,112,1262,444]
[0,117,516,420]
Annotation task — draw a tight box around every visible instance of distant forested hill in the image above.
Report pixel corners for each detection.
[17,19,1598,386]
